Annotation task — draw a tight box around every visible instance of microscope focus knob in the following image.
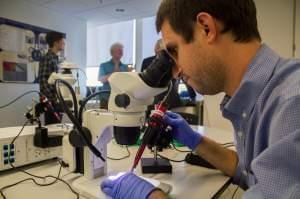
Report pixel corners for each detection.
[115,94,130,108]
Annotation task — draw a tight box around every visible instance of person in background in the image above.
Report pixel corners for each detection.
[141,39,164,72]
[101,0,300,198]
[38,31,65,125]
[98,42,129,109]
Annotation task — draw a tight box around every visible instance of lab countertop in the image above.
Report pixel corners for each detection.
[0,126,234,199]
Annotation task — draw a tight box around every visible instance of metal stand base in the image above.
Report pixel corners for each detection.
[141,158,172,174]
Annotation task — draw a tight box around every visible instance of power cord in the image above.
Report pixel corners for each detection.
[0,90,41,109]
[156,153,185,163]
[222,142,235,148]
[171,142,234,153]
[231,185,239,199]
[107,146,131,160]
[171,142,192,153]
[0,120,80,199]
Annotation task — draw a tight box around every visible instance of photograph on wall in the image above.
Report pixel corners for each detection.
[0,17,65,83]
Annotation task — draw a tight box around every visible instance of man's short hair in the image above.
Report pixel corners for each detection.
[46,31,65,48]
[110,42,123,55]
[156,0,261,43]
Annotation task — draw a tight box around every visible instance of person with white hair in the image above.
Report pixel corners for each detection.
[98,42,129,108]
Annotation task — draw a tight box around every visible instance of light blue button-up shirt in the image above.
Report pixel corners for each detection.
[221,44,300,198]
[98,59,128,91]
[98,59,128,100]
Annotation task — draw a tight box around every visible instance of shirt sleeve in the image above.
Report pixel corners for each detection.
[38,56,57,101]
[247,96,300,198]
[98,63,107,80]
[141,59,147,72]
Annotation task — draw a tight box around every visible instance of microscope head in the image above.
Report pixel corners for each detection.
[107,50,175,145]
[108,50,175,112]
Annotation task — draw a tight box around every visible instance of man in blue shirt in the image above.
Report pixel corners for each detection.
[101,0,300,198]
[98,42,128,108]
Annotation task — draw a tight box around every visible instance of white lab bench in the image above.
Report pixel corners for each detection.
[0,126,233,199]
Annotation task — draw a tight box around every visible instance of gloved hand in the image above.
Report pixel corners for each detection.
[101,172,156,199]
[163,111,202,150]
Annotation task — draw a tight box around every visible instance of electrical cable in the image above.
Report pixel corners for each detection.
[222,142,235,148]
[161,80,173,106]
[171,141,234,153]
[156,153,185,163]
[224,144,235,148]
[0,121,80,199]
[55,79,105,161]
[171,142,192,153]
[0,165,79,199]
[0,90,40,109]
[107,146,131,160]
[231,186,239,199]
[55,79,79,119]
[221,142,234,146]
[78,90,110,124]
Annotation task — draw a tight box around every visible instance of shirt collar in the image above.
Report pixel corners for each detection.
[109,59,123,65]
[47,50,58,58]
[222,44,280,118]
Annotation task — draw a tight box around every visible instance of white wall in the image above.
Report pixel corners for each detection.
[255,0,294,58]
[87,20,134,67]
[86,16,160,73]
[0,0,87,127]
[141,16,161,60]
[203,94,233,132]
[135,16,161,72]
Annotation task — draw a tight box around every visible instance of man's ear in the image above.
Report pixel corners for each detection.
[196,12,218,44]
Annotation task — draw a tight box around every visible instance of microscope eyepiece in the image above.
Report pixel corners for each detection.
[139,50,175,88]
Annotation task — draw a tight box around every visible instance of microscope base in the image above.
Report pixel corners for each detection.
[141,158,172,174]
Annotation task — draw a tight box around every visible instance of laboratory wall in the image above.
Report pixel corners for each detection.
[86,16,160,73]
[0,0,87,127]
[296,0,300,58]
[140,16,161,65]
[87,20,134,67]
[134,16,161,72]
[255,0,295,58]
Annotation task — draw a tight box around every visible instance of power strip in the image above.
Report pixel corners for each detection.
[0,124,67,171]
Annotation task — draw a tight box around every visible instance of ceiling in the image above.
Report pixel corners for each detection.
[24,0,161,26]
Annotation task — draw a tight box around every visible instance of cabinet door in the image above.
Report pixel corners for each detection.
[296,0,300,58]
[255,0,294,58]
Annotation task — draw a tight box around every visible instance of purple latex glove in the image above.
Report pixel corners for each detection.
[163,111,202,150]
[101,172,156,199]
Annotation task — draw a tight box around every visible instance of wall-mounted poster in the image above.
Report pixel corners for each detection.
[0,17,66,83]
